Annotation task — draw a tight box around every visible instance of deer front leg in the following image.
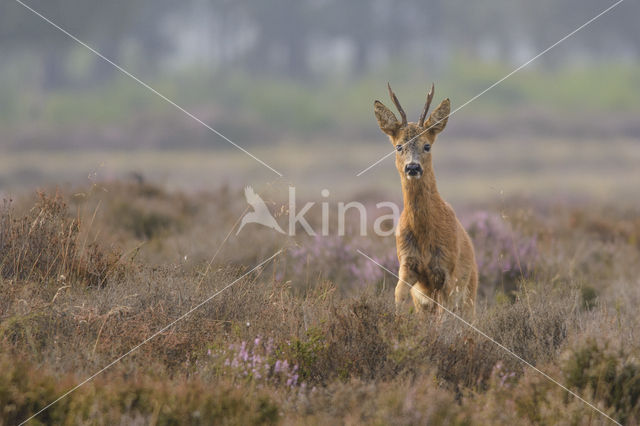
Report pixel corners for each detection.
[410,281,438,314]
[395,262,418,315]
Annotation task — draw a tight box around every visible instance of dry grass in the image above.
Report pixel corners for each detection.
[0,191,124,288]
[1,181,640,425]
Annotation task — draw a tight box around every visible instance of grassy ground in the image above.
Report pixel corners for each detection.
[1,136,640,202]
[4,60,640,129]
[1,179,640,424]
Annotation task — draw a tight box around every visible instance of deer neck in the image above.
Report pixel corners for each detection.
[400,165,443,232]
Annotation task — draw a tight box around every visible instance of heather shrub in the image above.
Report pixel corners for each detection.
[292,376,470,424]
[563,340,640,424]
[0,192,123,287]
[319,297,392,381]
[387,316,520,394]
[287,235,397,291]
[0,311,56,354]
[3,182,640,425]
[462,211,538,298]
[581,284,598,310]
[110,201,175,240]
[465,339,640,425]
[384,281,575,396]
[214,336,302,389]
[483,284,571,364]
[283,297,393,384]
[105,181,195,240]
[0,353,280,425]
[286,327,328,383]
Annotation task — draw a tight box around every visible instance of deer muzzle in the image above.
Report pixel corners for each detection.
[404,163,423,179]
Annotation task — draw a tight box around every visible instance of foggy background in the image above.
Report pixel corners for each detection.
[1,0,639,201]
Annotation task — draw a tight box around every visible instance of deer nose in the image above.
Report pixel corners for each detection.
[405,163,423,176]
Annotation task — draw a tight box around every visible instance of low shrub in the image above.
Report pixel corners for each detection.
[463,211,538,298]
[287,236,398,291]
[0,192,123,287]
[563,340,640,424]
[0,353,280,425]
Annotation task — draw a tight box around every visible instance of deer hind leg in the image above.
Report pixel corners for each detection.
[463,268,478,321]
[395,263,418,315]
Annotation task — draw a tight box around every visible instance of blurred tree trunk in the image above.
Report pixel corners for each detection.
[286,35,308,79]
[352,41,368,77]
[42,49,67,90]
[90,42,119,86]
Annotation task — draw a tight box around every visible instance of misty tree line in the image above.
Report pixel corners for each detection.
[1,0,638,89]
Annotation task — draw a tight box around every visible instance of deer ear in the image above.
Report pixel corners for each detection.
[425,98,450,136]
[374,100,400,137]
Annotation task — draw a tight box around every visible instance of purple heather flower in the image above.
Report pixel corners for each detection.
[218,335,301,389]
[461,211,538,288]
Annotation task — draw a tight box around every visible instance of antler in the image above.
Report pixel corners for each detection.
[418,83,435,127]
[387,83,407,127]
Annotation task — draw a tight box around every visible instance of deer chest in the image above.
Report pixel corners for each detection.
[397,228,448,291]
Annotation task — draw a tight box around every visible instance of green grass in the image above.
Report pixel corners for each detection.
[2,58,640,130]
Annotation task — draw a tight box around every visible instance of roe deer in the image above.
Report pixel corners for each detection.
[374,83,478,318]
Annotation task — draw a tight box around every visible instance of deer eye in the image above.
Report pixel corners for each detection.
[424,144,431,152]
[396,145,402,152]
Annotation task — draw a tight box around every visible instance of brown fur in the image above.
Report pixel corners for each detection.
[374,87,478,318]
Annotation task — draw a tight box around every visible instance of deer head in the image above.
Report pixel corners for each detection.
[374,83,450,181]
